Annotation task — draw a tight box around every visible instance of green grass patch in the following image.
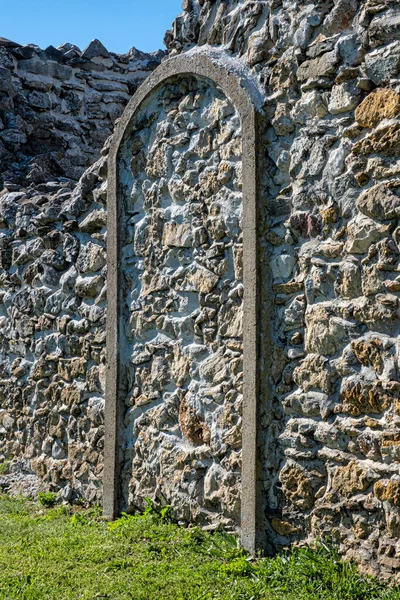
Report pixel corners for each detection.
[0,460,10,475]
[0,495,399,600]
[37,492,58,508]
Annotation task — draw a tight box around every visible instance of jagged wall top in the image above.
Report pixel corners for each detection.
[164,0,398,78]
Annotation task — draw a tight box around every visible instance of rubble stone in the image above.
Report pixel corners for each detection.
[1,0,400,581]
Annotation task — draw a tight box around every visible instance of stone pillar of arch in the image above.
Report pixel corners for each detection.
[103,52,267,553]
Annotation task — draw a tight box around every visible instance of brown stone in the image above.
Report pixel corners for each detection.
[352,338,383,373]
[365,0,395,14]
[355,89,400,129]
[30,358,58,381]
[374,479,400,506]
[61,385,82,405]
[319,205,339,224]
[355,172,369,186]
[385,280,400,293]
[279,463,316,510]
[179,397,210,446]
[187,264,219,293]
[266,231,285,246]
[331,461,371,497]
[271,518,299,536]
[339,379,394,417]
[273,280,304,295]
[58,358,87,382]
[353,124,400,157]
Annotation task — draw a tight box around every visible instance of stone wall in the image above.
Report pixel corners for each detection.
[0,157,108,503]
[0,36,162,503]
[165,0,400,580]
[1,0,400,581]
[0,37,163,186]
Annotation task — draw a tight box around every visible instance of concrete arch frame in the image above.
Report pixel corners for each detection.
[104,52,265,553]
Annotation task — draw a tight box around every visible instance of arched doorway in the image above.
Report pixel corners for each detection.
[104,52,264,552]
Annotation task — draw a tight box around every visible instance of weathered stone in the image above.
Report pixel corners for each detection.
[355,89,400,129]
[81,39,110,60]
[374,479,400,506]
[179,396,210,445]
[79,210,107,233]
[30,357,57,381]
[0,39,161,186]
[272,103,295,135]
[58,358,87,382]
[352,124,400,157]
[305,305,352,356]
[88,397,104,426]
[187,265,219,294]
[335,261,362,298]
[273,281,304,295]
[76,242,106,273]
[292,90,329,124]
[296,50,338,82]
[271,519,299,536]
[352,338,384,373]
[162,222,192,248]
[357,184,400,221]
[279,462,317,510]
[332,461,373,496]
[322,0,358,36]
[365,0,396,14]
[28,91,51,110]
[199,348,228,384]
[220,304,242,338]
[369,8,400,48]
[364,42,400,85]
[353,294,399,327]
[319,206,340,225]
[2,0,400,580]
[345,215,391,254]
[171,345,190,388]
[328,80,362,115]
[271,254,296,280]
[294,354,337,394]
[61,385,82,405]
[339,379,395,416]
[75,275,104,298]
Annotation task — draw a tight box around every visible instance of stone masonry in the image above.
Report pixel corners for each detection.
[119,76,244,528]
[0,37,163,186]
[0,0,400,581]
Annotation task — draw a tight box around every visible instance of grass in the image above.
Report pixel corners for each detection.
[0,460,10,475]
[0,495,399,600]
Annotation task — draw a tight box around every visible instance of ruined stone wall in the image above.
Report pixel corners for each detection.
[0,0,400,581]
[0,38,162,186]
[0,157,108,502]
[166,0,400,580]
[0,36,162,503]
